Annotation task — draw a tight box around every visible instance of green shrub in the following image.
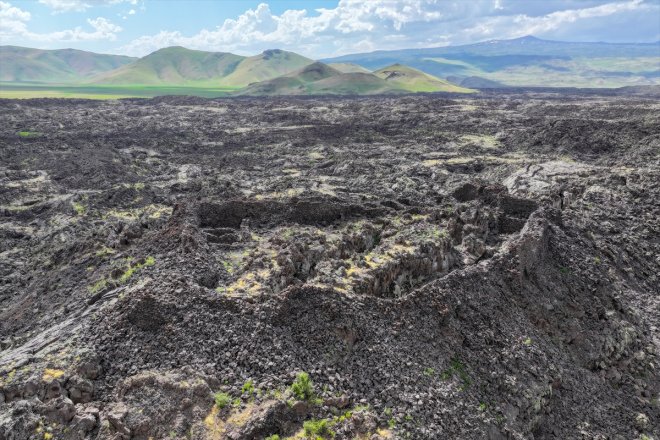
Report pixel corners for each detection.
[17,131,41,138]
[303,419,333,438]
[214,392,231,409]
[242,379,255,395]
[291,372,315,401]
[265,435,280,440]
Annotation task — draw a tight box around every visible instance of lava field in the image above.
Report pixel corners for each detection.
[0,92,658,439]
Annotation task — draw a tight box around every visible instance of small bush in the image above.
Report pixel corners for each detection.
[242,379,255,395]
[214,392,231,409]
[291,372,315,401]
[303,419,333,438]
[265,435,280,440]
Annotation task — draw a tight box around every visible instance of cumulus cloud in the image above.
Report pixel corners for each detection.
[38,0,138,13]
[117,0,655,58]
[0,1,30,34]
[0,2,122,42]
[463,0,651,40]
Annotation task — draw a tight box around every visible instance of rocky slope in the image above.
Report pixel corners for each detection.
[0,92,658,439]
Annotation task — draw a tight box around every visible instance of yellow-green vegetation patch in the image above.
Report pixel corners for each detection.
[254,188,305,200]
[95,245,116,258]
[308,151,325,160]
[42,368,65,382]
[119,256,155,283]
[460,134,501,149]
[0,368,17,386]
[101,204,172,220]
[71,201,86,216]
[17,131,41,138]
[88,278,108,294]
[88,255,155,294]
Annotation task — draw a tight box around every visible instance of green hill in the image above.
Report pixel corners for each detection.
[91,47,312,88]
[373,64,475,93]
[90,46,245,86]
[0,46,136,83]
[237,62,404,96]
[236,62,342,95]
[327,62,372,74]
[219,49,314,87]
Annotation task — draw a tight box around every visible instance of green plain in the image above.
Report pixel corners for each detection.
[0,83,239,100]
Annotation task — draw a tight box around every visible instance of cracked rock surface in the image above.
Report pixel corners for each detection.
[0,93,658,439]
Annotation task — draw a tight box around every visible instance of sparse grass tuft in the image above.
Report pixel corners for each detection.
[440,358,471,390]
[17,131,41,138]
[214,392,231,409]
[303,419,334,439]
[119,256,155,283]
[241,379,255,396]
[71,201,86,216]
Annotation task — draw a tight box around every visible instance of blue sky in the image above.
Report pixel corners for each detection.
[1,0,659,58]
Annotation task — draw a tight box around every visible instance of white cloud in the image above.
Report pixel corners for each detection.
[0,2,122,43]
[119,0,489,56]
[0,1,31,35]
[128,8,135,15]
[463,0,650,40]
[118,0,650,58]
[38,0,138,13]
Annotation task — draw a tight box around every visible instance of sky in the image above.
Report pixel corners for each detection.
[0,0,659,58]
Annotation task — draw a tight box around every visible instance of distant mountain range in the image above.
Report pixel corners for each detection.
[323,36,660,88]
[1,36,658,98]
[0,46,135,83]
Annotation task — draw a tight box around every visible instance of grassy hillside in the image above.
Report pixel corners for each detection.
[323,36,660,88]
[373,64,475,93]
[308,72,403,95]
[0,46,136,83]
[236,62,403,96]
[220,49,314,87]
[91,47,313,88]
[91,46,245,86]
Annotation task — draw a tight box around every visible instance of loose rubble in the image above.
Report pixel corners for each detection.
[0,92,658,439]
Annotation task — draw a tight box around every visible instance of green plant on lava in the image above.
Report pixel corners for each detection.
[214,392,231,409]
[71,201,86,216]
[119,256,155,283]
[17,131,41,138]
[303,419,334,439]
[241,379,255,396]
[291,372,315,401]
[440,358,471,390]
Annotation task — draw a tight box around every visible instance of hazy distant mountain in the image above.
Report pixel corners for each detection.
[446,75,507,88]
[324,36,660,88]
[0,46,136,83]
[327,63,372,74]
[3,36,657,96]
[374,64,474,93]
